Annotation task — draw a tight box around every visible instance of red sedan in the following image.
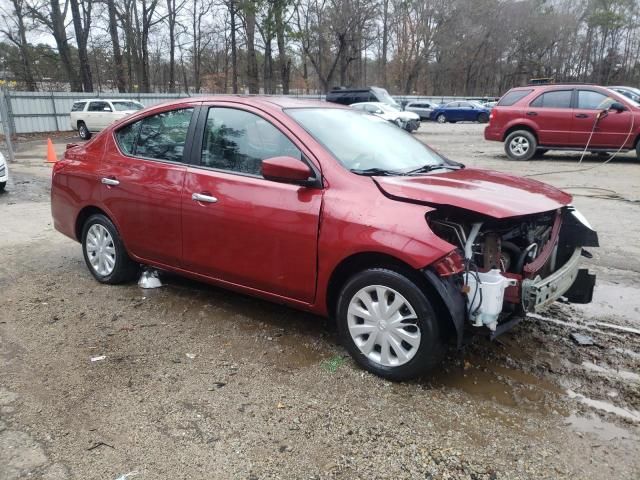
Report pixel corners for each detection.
[51,96,597,380]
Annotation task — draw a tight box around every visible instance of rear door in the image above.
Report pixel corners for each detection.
[181,104,323,302]
[524,89,574,146]
[86,101,112,130]
[99,105,198,266]
[571,89,634,148]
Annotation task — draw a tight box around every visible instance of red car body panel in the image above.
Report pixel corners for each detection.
[374,168,572,218]
[485,84,640,149]
[52,96,579,319]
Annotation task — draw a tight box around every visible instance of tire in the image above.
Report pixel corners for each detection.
[436,114,447,124]
[81,214,138,284]
[636,141,640,160]
[477,112,489,123]
[505,130,537,161]
[336,268,447,381]
[533,148,548,158]
[78,121,91,140]
[0,181,5,192]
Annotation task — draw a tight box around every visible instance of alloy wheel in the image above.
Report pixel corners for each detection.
[509,136,530,156]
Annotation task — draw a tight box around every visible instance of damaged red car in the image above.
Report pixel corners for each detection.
[51,97,598,380]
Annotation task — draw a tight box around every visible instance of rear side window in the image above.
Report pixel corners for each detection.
[115,108,194,162]
[71,102,86,112]
[497,90,532,106]
[88,101,111,112]
[530,90,572,108]
[577,90,615,110]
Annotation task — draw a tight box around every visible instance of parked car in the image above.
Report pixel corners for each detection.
[0,151,8,192]
[51,96,597,380]
[404,101,437,120]
[608,86,640,103]
[485,84,640,160]
[351,102,420,131]
[326,86,401,109]
[430,101,491,123]
[70,99,144,140]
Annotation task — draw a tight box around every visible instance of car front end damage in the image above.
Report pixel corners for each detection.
[426,205,598,341]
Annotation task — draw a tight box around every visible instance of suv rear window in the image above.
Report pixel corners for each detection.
[530,90,572,109]
[71,102,86,112]
[497,90,532,106]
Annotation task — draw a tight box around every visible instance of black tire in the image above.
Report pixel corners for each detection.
[81,214,138,284]
[78,121,91,140]
[636,141,640,160]
[336,268,447,381]
[0,181,5,192]
[532,148,548,158]
[504,130,537,161]
[477,112,489,123]
[436,114,447,124]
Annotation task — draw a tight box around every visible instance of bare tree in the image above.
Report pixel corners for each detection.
[0,0,37,90]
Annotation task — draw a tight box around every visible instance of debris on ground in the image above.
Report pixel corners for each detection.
[138,269,163,289]
[570,332,596,346]
[90,355,106,362]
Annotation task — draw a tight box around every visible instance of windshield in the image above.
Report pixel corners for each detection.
[372,87,400,108]
[112,101,144,111]
[288,108,448,173]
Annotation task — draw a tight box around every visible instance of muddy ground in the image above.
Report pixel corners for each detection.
[1,123,639,479]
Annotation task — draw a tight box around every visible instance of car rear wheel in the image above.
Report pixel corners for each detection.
[81,214,138,284]
[78,122,91,140]
[477,112,489,123]
[505,130,537,161]
[436,114,447,124]
[336,268,447,381]
[0,181,5,192]
[636,141,640,160]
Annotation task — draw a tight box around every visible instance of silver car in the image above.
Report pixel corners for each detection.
[404,101,436,120]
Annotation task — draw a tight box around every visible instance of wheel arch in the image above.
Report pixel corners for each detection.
[503,123,538,142]
[75,205,110,241]
[325,251,458,342]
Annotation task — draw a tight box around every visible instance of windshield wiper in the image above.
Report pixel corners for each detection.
[404,163,464,175]
[350,167,407,176]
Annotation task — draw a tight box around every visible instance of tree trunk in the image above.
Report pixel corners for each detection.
[381,0,389,88]
[244,1,259,94]
[274,0,289,94]
[107,0,126,92]
[69,0,93,92]
[230,0,238,93]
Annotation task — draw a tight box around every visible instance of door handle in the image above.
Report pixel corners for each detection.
[192,192,218,204]
[101,177,120,186]
[575,113,589,118]
[526,111,538,116]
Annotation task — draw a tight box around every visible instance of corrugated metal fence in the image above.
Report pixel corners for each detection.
[0,89,479,135]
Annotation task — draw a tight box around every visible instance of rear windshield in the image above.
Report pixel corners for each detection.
[71,102,86,112]
[497,90,533,106]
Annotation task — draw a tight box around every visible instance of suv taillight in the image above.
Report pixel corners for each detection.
[489,110,496,121]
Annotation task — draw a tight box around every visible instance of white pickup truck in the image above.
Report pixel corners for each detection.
[69,99,144,139]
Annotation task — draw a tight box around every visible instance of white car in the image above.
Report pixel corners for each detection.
[0,151,8,192]
[351,102,421,132]
[70,99,144,140]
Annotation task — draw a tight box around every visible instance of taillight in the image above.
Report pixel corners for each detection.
[489,110,496,121]
[432,250,465,277]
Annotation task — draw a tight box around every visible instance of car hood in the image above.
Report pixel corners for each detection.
[373,168,572,218]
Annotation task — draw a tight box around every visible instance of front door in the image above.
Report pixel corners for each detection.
[571,89,635,148]
[99,106,197,266]
[181,105,323,303]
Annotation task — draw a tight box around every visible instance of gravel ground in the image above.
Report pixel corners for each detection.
[0,124,639,479]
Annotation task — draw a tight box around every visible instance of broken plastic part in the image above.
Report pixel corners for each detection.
[138,269,163,289]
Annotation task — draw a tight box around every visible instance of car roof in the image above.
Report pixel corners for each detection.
[151,95,338,111]
[73,99,143,103]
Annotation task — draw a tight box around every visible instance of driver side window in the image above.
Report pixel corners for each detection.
[201,108,301,176]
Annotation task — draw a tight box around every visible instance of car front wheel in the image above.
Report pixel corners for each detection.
[436,114,447,123]
[81,214,138,284]
[477,112,489,123]
[78,122,91,140]
[505,130,537,161]
[336,268,447,381]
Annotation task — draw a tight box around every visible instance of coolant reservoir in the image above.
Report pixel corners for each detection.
[465,269,517,331]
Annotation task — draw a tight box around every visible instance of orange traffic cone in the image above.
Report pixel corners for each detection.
[46,138,58,163]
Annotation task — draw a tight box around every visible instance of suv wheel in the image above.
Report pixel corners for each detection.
[336,268,447,381]
[78,122,91,140]
[477,112,489,123]
[636,140,640,160]
[436,114,447,124]
[505,130,537,160]
[0,182,5,192]
[81,214,138,284]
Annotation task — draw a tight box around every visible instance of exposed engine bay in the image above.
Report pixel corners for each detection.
[428,206,598,334]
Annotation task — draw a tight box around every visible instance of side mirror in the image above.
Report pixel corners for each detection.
[609,102,627,112]
[262,156,315,186]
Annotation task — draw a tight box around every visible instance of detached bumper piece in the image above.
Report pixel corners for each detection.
[521,247,595,312]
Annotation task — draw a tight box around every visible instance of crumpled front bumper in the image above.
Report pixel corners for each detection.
[521,247,594,311]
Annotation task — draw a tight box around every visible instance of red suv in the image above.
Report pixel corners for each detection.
[51,96,597,380]
[485,84,640,160]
